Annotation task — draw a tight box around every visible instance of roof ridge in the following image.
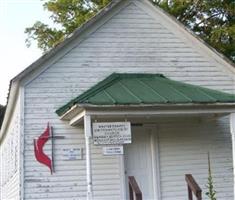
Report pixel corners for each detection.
[113,73,165,78]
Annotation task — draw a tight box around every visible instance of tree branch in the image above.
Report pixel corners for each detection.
[195,11,224,27]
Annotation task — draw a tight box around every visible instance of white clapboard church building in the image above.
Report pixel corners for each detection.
[1,0,235,199]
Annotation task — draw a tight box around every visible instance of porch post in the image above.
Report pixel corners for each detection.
[84,114,93,200]
[230,113,235,198]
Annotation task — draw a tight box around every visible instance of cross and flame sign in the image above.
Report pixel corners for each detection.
[34,123,64,174]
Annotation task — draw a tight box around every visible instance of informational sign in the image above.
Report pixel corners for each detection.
[63,148,83,160]
[93,122,131,145]
[103,146,124,156]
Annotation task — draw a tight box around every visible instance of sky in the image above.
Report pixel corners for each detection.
[0,0,53,105]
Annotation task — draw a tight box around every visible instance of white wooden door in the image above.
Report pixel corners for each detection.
[124,126,155,200]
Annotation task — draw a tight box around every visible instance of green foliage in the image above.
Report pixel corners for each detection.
[206,152,217,200]
[25,21,65,52]
[25,0,235,63]
[25,0,111,52]
[155,0,235,62]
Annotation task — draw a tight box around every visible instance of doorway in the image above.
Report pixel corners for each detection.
[124,126,158,199]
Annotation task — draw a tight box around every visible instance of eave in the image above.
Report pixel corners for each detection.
[60,103,235,126]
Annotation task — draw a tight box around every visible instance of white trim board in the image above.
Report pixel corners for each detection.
[67,107,234,126]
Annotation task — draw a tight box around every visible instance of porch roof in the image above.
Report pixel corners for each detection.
[56,73,235,117]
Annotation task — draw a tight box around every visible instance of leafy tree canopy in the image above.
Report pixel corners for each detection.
[25,0,235,62]
[154,0,235,62]
[25,0,111,52]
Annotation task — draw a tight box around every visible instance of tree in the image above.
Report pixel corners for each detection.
[25,0,111,52]
[0,105,5,129]
[154,0,235,62]
[25,0,235,63]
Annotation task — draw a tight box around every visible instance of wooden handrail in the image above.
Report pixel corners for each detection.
[185,174,202,200]
[128,176,142,200]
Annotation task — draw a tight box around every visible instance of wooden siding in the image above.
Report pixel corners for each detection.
[23,1,234,199]
[0,97,21,200]
[158,117,233,200]
[23,124,121,199]
[24,124,87,200]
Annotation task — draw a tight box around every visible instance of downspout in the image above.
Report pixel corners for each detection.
[84,114,93,200]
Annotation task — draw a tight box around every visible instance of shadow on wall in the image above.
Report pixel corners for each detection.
[0,105,5,129]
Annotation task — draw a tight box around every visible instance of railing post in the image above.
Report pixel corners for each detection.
[128,176,142,200]
[129,182,134,200]
[197,190,202,200]
[188,185,193,200]
[185,174,202,200]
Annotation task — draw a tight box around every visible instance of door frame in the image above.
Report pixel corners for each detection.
[119,124,161,200]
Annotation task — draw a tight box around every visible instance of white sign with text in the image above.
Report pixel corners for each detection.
[62,148,83,160]
[103,146,124,156]
[93,122,131,145]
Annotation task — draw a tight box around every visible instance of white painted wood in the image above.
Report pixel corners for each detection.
[84,114,93,199]
[19,86,25,200]
[119,155,126,200]
[0,96,21,200]
[230,113,235,198]
[158,117,233,200]
[69,110,85,126]
[11,0,235,199]
[84,114,91,138]
[154,129,162,200]
[70,108,235,122]
[124,126,154,199]
[139,0,235,75]
[23,1,235,96]
[149,126,161,200]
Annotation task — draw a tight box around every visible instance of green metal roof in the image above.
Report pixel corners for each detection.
[56,73,235,116]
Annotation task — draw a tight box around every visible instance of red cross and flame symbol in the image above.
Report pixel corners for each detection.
[34,123,54,174]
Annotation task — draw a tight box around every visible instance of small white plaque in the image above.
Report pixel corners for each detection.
[93,122,131,145]
[63,148,83,160]
[103,146,124,156]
